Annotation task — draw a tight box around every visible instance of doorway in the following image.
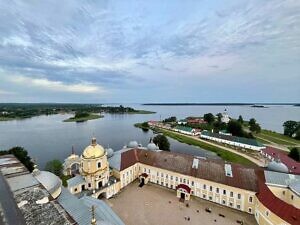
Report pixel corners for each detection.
[181,192,185,200]
[98,181,102,189]
[139,178,145,187]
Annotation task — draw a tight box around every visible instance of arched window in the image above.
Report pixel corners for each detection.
[98,162,101,168]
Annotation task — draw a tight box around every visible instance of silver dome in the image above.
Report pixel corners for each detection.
[267,161,289,173]
[33,170,62,198]
[147,142,159,151]
[106,148,114,158]
[128,141,139,148]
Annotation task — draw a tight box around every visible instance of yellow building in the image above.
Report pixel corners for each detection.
[64,138,300,225]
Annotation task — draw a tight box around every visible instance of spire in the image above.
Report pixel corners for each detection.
[91,137,97,146]
[91,205,96,225]
[71,145,75,155]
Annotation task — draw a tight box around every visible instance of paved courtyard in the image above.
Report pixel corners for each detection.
[106,181,257,225]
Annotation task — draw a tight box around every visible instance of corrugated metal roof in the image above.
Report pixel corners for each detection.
[6,173,39,191]
[67,175,85,187]
[81,196,125,225]
[265,170,300,194]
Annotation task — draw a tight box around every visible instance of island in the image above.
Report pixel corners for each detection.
[0,103,155,121]
[63,112,103,122]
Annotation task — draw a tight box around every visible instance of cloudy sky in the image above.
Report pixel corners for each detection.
[0,0,299,103]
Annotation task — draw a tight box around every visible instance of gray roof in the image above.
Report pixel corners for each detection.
[267,161,289,173]
[67,175,85,187]
[81,196,125,225]
[58,187,123,225]
[34,170,62,195]
[6,173,39,192]
[265,170,300,195]
[108,148,132,171]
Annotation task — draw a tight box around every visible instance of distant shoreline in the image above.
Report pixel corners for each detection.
[143,103,300,106]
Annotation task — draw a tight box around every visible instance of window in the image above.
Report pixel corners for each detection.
[180,178,182,182]
[191,190,194,195]
[176,177,178,181]
[166,174,168,179]
[148,169,150,173]
[223,190,226,195]
[238,194,241,199]
[203,194,206,198]
[88,183,91,187]
[97,162,101,168]
[249,196,253,203]
[248,208,252,213]
[187,180,189,185]
[123,174,125,179]
[191,181,194,186]
[126,171,129,176]
[157,172,159,176]
[216,188,219,193]
[229,202,233,207]
[209,196,212,200]
[171,185,173,189]
[203,184,206,189]
[282,191,285,195]
[74,188,77,192]
[161,173,163,177]
[222,200,226,205]
[230,191,233,197]
[171,176,173,180]
[209,186,212,191]
[291,195,294,200]
[157,180,159,184]
[161,181,163,185]
[237,204,240,209]
[183,178,186,183]
[265,211,269,217]
[144,168,146,172]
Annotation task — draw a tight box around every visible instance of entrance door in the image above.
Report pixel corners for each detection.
[98,181,102,189]
[181,192,185,200]
[139,178,145,187]
[81,185,85,191]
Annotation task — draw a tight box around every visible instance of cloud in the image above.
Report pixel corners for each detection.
[7,75,105,94]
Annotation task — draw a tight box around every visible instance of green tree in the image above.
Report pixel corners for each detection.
[0,147,34,172]
[216,113,222,123]
[283,120,298,137]
[288,148,300,162]
[153,135,170,151]
[250,123,261,133]
[163,116,177,123]
[237,115,244,124]
[45,159,63,177]
[249,118,256,127]
[227,120,244,137]
[204,113,215,124]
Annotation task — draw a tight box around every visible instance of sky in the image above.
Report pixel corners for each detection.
[0,0,299,103]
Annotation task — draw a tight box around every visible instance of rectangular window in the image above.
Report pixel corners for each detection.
[171,176,173,180]
[144,168,146,172]
[148,169,150,173]
[209,196,212,200]
[176,177,178,181]
[180,178,182,182]
[222,200,226,205]
[191,181,194,186]
[187,180,189,185]
[209,186,212,191]
[291,195,294,200]
[203,184,206,189]
[238,194,241,199]
[183,178,186,183]
[157,172,159,176]
[216,188,219,193]
[237,204,240,209]
[223,190,226,195]
[161,173,163,177]
[166,174,168,179]
[248,208,252,213]
[171,185,173,189]
[203,194,206,199]
[230,191,233,197]
[229,202,233,207]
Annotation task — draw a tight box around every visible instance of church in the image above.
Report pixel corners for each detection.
[63,137,300,225]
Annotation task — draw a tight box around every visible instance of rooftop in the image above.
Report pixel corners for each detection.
[262,147,300,174]
[120,149,259,192]
[201,130,265,147]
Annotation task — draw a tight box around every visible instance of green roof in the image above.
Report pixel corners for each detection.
[201,131,264,147]
[175,126,194,132]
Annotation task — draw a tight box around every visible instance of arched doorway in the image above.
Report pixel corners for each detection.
[98,181,103,189]
[70,163,80,176]
[97,192,107,199]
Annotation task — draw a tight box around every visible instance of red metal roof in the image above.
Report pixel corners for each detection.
[120,149,259,192]
[256,170,300,225]
[262,147,300,174]
[176,184,191,193]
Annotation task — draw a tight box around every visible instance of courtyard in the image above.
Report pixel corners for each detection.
[105,181,257,225]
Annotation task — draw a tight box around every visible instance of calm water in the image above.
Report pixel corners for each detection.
[0,104,299,168]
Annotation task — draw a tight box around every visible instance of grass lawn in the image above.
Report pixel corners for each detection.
[135,123,256,167]
[255,129,300,146]
[63,114,103,122]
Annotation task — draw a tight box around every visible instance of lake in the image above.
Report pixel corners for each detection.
[0,104,299,168]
